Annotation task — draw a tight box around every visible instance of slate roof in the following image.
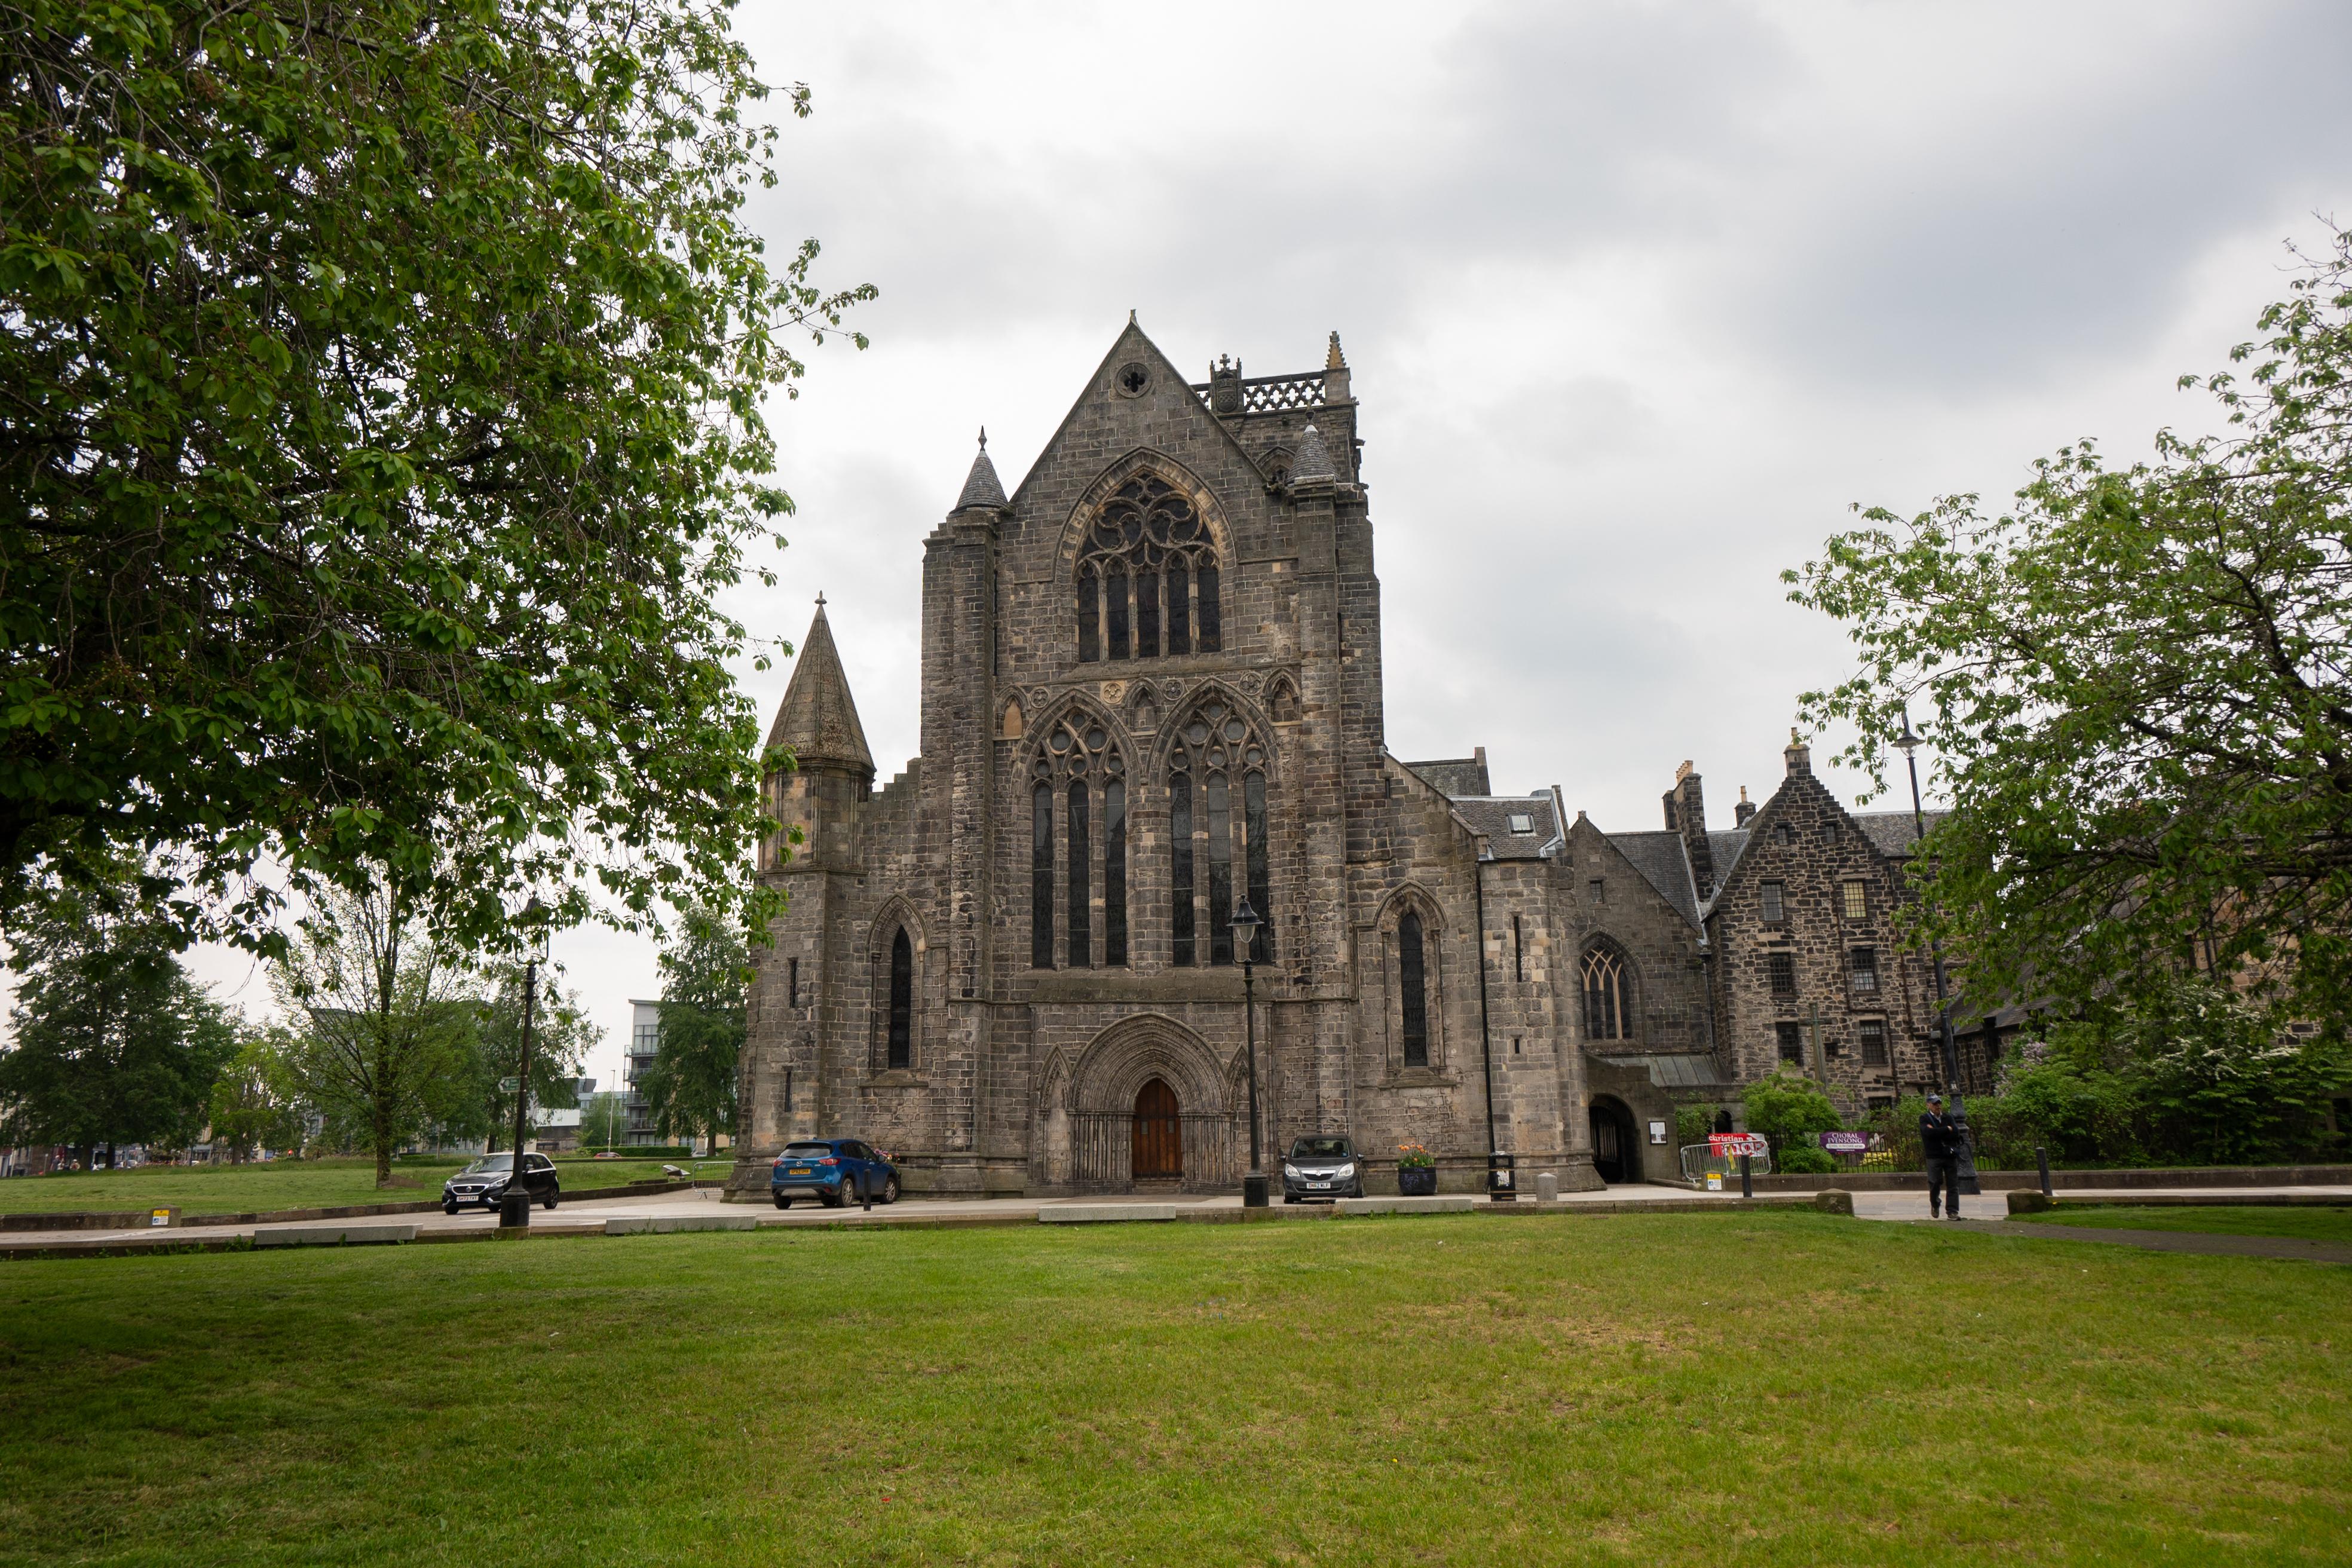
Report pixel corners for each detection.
[1852,808,1950,858]
[1453,795,1560,860]
[1590,1052,1734,1090]
[1402,756,1490,797]
[765,602,874,773]
[1604,830,1703,927]
[1706,828,1752,890]
[1291,422,1339,483]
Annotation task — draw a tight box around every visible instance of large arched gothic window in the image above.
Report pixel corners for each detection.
[887,929,913,1069]
[1076,477,1221,663]
[1167,696,1269,966]
[1582,942,1630,1041]
[1028,711,1128,969]
[1399,911,1429,1067]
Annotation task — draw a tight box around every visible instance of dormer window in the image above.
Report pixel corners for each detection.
[1508,813,1534,835]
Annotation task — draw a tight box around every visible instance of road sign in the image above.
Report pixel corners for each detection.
[498,1077,520,1094]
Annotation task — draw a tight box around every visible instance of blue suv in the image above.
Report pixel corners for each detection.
[771,1138,900,1209]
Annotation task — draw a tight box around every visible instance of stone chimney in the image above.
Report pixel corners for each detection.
[1734,785,1757,828]
[1784,728,1811,777]
[1670,761,1716,899]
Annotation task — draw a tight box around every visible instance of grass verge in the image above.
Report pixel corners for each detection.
[1,1211,2346,1566]
[0,1156,727,1216]
[2020,1203,2352,1244]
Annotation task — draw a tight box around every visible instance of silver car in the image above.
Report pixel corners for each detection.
[1281,1136,1364,1202]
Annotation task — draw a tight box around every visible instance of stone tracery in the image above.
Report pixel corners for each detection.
[1076,476,1222,663]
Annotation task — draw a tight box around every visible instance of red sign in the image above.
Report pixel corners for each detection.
[1708,1132,1768,1159]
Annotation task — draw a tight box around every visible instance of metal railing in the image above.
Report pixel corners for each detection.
[1677,1144,1774,1184]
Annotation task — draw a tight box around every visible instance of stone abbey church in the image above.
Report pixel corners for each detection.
[723,321,1973,1199]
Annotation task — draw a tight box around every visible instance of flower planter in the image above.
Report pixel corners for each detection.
[1396,1165,1438,1196]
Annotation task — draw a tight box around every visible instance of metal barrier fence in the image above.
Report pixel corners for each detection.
[1070,1111,1238,1193]
[1677,1144,1774,1184]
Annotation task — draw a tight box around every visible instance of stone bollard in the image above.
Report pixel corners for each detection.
[1536,1171,1558,1203]
[2007,1189,2055,1215]
[1813,1189,1854,1215]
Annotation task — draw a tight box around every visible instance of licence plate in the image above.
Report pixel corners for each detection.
[1307,1181,1330,1190]
[788,1167,812,1176]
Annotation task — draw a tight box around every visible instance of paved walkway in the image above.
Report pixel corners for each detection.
[7,1180,2345,1259]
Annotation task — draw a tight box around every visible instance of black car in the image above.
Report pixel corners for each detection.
[1282,1135,1364,1202]
[442,1152,561,1214]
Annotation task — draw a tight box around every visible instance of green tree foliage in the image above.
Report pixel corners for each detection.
[0,870,234,1160]
[467,964,600,1151]
[203,1030,305,1161]
[270,877,477,1184]
[1740,1069,1842,1174]
[0,0,868,953]
[578,1090,630,1149]
[642,905,746,1153]
[1787,226,2352,1025]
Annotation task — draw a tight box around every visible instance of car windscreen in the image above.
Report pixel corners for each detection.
[780,1144,834,1159]
[462,1154,514,1174]
[1289,1138,1352,1159]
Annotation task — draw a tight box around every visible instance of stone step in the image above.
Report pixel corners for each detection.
[1334,1195,1477,1216]
[1038,1202,1183,1224]
[252,1223,419,1247]
[603,1214,759,1235]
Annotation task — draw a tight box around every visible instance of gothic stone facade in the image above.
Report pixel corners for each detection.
[723,323,1952,1200]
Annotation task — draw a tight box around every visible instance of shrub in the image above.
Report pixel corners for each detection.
[1740,1070,1842,1168]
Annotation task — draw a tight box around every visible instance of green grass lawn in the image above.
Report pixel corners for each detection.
[0,1156,725,1216]
[2022,1203,2352,1244]
[1,1213,2345,1567]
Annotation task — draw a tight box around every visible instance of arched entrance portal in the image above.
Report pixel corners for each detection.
[1132,1078,1181,1182]
[1588,1097,1642,1184]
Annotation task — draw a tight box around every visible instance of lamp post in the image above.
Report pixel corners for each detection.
[498,901,553,1230]
[1894,714,1980,1196]
[1230,897,1269,1208]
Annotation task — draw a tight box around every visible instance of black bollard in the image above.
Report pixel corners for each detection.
[2036,1144,2052,1199]
[1738,1153,1753,1199]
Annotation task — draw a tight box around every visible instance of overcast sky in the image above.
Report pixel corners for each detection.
[189,1,2352,1096]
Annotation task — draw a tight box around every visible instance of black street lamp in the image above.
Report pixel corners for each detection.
[1230,897,1269,1209]
[1895,714,1980,1195]
[498,902,554,1230]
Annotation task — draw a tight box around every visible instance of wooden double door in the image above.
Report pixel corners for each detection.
[1131,1078,1182,1180]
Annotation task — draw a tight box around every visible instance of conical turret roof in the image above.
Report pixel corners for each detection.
[955,428,1008,512]
[1291,421,1339,484]
[764,599,873,774]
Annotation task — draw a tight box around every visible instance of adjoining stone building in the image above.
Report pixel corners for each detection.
[724,323,1959,1199]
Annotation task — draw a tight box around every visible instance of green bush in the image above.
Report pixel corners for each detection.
[1740,1070,1842,1169]
[1673,1104,1721,1149]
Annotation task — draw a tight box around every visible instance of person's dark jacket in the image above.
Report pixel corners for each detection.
[1920,1110,1962,1160]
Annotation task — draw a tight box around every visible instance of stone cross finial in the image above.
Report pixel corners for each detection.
[815,591,826,607]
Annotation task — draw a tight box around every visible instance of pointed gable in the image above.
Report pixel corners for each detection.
[765,601,873,776]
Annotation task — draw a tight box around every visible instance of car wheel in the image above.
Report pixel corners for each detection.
[443,1202,459,1216]
[542,1190,558,1210]
[820,1181,846,1209]
[1284,1195,1297,1205]
[880,1173,901,1205]
[773,1195,792,1210]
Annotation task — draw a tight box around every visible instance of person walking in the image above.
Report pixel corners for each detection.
[1921,1093,1964,1220]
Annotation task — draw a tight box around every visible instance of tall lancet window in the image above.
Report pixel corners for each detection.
[1030,711,1128,970]
[887,929,913,1070]
[1076,476,1221,663]
[1582,942,1630,1041]
[1166,696,1272,967]
[1399,912,1429,1067]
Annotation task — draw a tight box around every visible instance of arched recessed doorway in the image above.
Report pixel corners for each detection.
[1588,1097,1641,1184]
[1132,1078,1182,1182]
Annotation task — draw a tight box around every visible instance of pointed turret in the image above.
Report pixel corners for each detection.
[766,598,873,776]
[1291,421,1339,485]
[954,428,1008,513]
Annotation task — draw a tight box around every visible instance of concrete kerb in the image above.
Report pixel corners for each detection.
[1039,1203,1181,1224]
[1336,1195,1475,1216]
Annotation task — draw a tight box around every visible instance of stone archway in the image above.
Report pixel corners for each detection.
[1588,1095,1642,1184]
[1065,1015,1235,1193]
